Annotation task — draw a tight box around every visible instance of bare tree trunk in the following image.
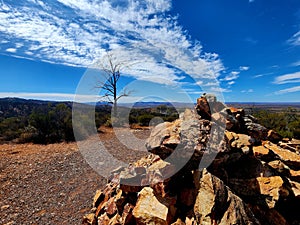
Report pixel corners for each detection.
[113,100,117,117]
[113,81,117,117]
[95,52,132,121]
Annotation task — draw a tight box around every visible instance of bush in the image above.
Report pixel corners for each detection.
[18,126,38,143]
[253,109,300,139]
[138,114,155,126]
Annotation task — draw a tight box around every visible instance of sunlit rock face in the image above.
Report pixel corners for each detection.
[83,95,300,225]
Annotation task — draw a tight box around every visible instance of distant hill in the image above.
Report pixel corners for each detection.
[226,102,300,114]
[1,98,300,119]
[0,98,180,144]
[0,98,73,119]
[0,97,299,144]
[119,101,195,108]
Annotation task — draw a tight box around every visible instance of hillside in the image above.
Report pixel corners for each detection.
[0,98,179,144]
[1,97,299,144]
[0,98,73,118]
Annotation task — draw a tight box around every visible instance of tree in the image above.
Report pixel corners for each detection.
[96,52,132,117]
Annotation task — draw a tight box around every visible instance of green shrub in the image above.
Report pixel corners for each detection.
[138,114,155,126]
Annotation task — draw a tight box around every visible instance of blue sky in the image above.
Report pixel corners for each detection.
[0,0,300,103]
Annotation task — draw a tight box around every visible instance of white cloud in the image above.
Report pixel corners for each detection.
[252,72,273,78]
[241,89,253,93]
[221,71,240,81]
[0,92,113,102]
[273,71,300,84]
[0,0,224,86]
[0,92,85,102]
[288,31,300,46]
[0,92,142,103]
[6,48,17,53]
[228,81,235,85]
[203,82,219,87]
[239,66,249,71]
[275,86,300,95]
[291,60,300,67]
[209,87,232,93]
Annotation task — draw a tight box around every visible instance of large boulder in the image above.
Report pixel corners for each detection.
[228,176,290,209]
[132,187,176,225]
[194,169,260,225]
[263,141,300,169]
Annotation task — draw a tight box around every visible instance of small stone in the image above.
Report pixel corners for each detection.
[82,213,96,225]
[93,190,104,208]
[1,205,10,210]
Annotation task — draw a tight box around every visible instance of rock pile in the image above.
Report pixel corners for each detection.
[83,95,300,225]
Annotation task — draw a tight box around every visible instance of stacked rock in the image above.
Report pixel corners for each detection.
[83,95,300,225]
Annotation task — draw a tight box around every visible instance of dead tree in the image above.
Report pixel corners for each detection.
[96,52,132,117]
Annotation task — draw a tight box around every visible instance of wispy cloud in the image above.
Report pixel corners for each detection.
[239,66,249,71]
[288,31,300,46]
[0,0,224,86]
[220,71,240,81]
[273,71,300,84]
[0,92,100,102]
[219,66,249,86]
[241,89,253,93]
[245,37,258,45]
[291,60,300,67]
[253,72,273,78]
[209,87,232,93]
[275,86,300,95]
[6,48,17,53]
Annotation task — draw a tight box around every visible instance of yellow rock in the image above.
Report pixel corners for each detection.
[133,187,170,225]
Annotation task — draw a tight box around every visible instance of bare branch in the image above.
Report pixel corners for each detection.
[116,89,134,101]
[94,51,134,116]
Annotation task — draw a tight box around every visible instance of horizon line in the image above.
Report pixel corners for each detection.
[1,96,300,105]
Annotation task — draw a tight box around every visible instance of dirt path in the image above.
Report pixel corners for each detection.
[0,129,150,225]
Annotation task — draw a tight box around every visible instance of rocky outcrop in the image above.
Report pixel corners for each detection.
[194,169,260,225]
[83,95,300,225]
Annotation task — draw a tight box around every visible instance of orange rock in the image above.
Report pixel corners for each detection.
[225,130,235,143]
[267,130,282,143]
[290,169,300,182]
[82,213,96,225]
[97,213,110,225]
[171,218,185,225]
[229,107,245,116]
[195,96,211,119]
[108,214,121,225]
[256,176,289,208]
[253,145,269,156]
[229,176,289,209]
[264,142,300,169]
[93,190,104,208]
[288,179,300,197]
[268,160,290,176]
[122,203,135,224]
[106,197,117,217]
[194,169,260,225]
[133,187,174,225]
